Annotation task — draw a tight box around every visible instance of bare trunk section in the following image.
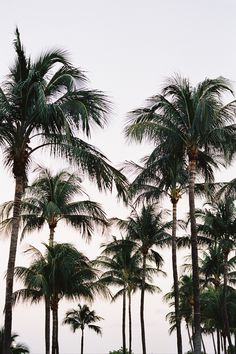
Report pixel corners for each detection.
[122,288,126,354]
[81,328,84,354]
[188,159,201,354]
[45,296,50,354]
[49,225,55,246]
[51,297,59,354]
[128,290,132,354]
[3,176,24,354]
[222,251,233,352]
[171,200,182,354]
[140,253,147,354]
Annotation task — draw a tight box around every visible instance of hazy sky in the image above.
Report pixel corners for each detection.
[0,1,236,353]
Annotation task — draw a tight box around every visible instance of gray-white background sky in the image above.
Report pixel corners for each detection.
[0,1,236,353]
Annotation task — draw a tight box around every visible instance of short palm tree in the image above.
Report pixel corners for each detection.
[0,29,127,354]
[125,75,236,354]
[63,304,103,354]
[197,197,236,351]
[97,236,142,354]
[14,243,103,354]
[1,166,108,354]
[0,328,29,354]
[115,205,169,354]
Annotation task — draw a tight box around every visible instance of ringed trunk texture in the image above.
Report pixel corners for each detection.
[45,296,50,354]
[51,297,59,354]
[188,159,201,354]
[122,288,126,354]
[140,254,147,354]
[171,200,182,354]
[128,291,132,354]
[81,329,84,354]
[3,176,24,354]
[49,226,55,246]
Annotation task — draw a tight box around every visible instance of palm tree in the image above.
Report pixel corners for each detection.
[63,304,103,354]
[125,75,236,353]
[0,29,127,354]
[97,236,143,354]
[115,205,169,354]
[14,243,104,354]
[124,153,188,354]
[0,328,29,354]
[1,166,108,354]
[198,197,236,352]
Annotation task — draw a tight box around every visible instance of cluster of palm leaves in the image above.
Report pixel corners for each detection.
[0,28,236,354]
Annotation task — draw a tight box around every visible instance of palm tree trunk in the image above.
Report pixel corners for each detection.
[211,331,217,354]
[186,321,194,352]
[3,176,24,354]
[188,158,201,354]
[49,226,55,246]
[122,288,126,354]
[128,290,132,354]
[171,200,182,354]
[81,329,84,354]
[201,333,206,354]
[140,253,147,354]
[217,328,220,354]
[45,296,50,354]
[223,251,233,352]
[51,297,59,354]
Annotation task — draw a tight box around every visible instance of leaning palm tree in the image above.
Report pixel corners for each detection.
[0,29,127,354]
[125,75,236,353]
[115,205,169,354]
[14,243,105,354]
[63,304,103,354]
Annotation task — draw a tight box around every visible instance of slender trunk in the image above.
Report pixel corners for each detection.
[223,334,227,354]
[222,251,233,352]
[51,296,59,354]
[212,331,217,354]
[201,333,206,354]
[49,226,55,246]
[122,288,126,354]
[128,290,132,354]
[217,328,220,354]
[45,296,50,354]
[140,253,147,354]
[188,158,201,354]
[186,321,194,353]
[171,199,182,354]
[81,328,84,354]
[3,176,24,354]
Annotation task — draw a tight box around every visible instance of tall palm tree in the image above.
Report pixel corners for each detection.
[125,75,236,353]
[97,236,143,354]
[1,166,108,354]
[115,205,169,354]
[14,243,104,354]
[124,153,188,354]
[63,304,103,354]
[0,29,127,354]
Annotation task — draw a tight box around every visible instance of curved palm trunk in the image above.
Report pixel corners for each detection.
[186,321,194,352]
[128,290,132,354]
[81,328,84,354]
[51,296,59,354]
[3,176,24,354]
[45,296,50,354]
[122,288,126,354]
[140,253,147,354]
[188,158,201,354]
[222,251,233,352]
[171,200,182,354]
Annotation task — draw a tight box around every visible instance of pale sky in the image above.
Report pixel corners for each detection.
[0,1,236,353]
